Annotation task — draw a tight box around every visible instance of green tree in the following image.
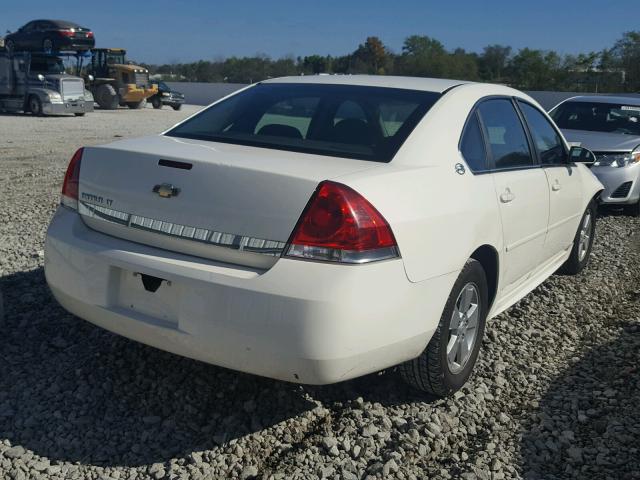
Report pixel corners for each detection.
[447,48,480,81]
[353,36,391,74]
[302,54,332,74]
[610,31,640,91]
[478,45,511,81]
[396,35,448,77]
[508,48,563,90]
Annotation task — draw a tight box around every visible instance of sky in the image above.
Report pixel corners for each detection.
[1,0,638,64]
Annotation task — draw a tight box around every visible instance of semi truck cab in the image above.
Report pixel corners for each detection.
[0,51,93,116]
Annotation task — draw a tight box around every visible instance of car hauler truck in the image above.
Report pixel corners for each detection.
[0,51,93,115]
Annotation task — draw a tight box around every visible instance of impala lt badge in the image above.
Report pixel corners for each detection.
[153,183,180,198]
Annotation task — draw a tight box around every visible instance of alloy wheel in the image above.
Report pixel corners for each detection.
[578,210,592,262]
[447,283,480,374]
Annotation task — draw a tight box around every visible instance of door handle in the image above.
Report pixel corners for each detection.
[552,180,562,191]
[500,188,515,203]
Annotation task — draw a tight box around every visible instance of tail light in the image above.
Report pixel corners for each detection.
[59,29,75,37]
[86,31,94,38]
[61,148,83,210]
[285,181,399,264]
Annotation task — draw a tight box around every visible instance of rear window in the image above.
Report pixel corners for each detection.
[49,20,81,28]
[166,83,441,162]
[551,101,640,136]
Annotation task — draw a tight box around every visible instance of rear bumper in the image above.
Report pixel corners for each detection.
[43,100,93,115]
[592,163,640,205]
[57,37,95,51]
[45,207,456,384]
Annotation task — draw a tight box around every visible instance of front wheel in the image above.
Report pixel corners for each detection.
[28,96,43,116]
[151,97,162,109]
[558,201,597,275]
[400,258,488,397]
[172,104,182,111]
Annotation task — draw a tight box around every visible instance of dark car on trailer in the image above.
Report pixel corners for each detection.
[4,19,94,54]
[148,81,185,110]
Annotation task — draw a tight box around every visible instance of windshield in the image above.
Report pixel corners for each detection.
[30,56,65,74]
[167,83,440,162]
[551,101,640,136]
[106,53,125,65]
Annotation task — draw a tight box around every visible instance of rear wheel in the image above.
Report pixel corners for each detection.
[151,97,162,109]
[127,99,146,109]
[558,201,596,275]
[95,84,119,110]
[400,259,488,396]
[28,96,43,116]
[624,199,640,217]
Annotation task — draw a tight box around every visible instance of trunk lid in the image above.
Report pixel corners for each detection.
[78,135,381,268]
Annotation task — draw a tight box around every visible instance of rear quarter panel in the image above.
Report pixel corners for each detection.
[336,84,516,284]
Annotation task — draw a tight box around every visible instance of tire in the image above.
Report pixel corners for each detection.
[151,97,162,109]
[557,201,597,275]
[127,99,146,109]
[28,96,43,116]
[43,38,54,53]
[95,84,119,110]
[623,199,640,217]
[400,258,488,397]
[172,104,182,111]
[5,39,14,54]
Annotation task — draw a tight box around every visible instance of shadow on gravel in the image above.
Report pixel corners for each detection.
[0,267,430,468]
[521,319,640,479]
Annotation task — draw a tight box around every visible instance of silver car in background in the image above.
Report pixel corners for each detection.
[550,95,640,216]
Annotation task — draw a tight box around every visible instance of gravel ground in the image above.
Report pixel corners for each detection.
[0,107,639,480]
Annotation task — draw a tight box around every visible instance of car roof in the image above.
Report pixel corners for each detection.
[561,95,640,106]
[262,75,471,93]
[32,19,82,28]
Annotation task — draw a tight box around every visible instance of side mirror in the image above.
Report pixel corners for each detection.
[37,74,45,82]
[570,146,596,165]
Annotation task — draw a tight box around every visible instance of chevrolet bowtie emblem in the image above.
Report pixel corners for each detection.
[152,183,180,198]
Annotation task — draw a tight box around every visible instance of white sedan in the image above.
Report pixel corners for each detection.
[45,76,602,396]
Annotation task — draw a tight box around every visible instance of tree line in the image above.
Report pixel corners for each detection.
[144,31,640,93]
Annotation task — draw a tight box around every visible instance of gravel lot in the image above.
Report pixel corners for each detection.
[0,107,639,480]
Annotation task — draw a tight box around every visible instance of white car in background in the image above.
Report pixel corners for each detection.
[45,76,602,396]
[550,95,640,216]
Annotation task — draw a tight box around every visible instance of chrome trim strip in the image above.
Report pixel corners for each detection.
[79,201,286,256]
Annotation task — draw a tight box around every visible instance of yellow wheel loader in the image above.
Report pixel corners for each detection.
[84,48,157,109]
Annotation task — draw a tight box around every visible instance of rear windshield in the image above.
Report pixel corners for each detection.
[49,20,81,28]
[166,83,441,162]
[551,101,640,136]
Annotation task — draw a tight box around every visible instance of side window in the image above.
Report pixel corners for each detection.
[477,99,534,170]
[518,101,568,165]
[460,111,488,172]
